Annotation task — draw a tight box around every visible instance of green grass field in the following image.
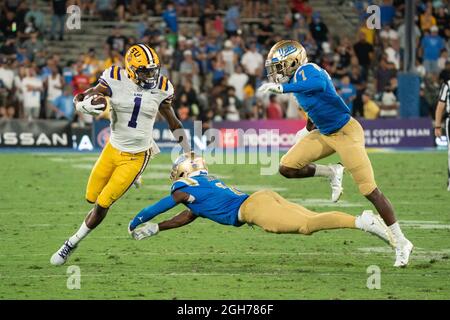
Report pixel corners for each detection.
[0,150,449,299]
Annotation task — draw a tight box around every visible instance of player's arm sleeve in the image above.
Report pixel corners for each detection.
[281,66,326,94]
[160,77,175,105]
[129,195,178,230]
[98,67,115,97]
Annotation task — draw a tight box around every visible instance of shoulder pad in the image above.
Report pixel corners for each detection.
[171,177,199,193]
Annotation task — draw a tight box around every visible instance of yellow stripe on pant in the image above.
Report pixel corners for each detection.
[239,190,356,235]
[85,142,150,208]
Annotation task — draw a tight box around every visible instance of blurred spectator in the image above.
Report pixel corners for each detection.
[176,80,199,116]
[380,0,396,27]
[252,98,265,119]
[439,61,450,83]
[309,12,328,49]
[71,63,90,96]
[106,26,129,56]
[179,50,199,91]
[0,11,19,39]
[419,5,437,33]
[266,94,283,119]
[22,32,44,62]
[437,49,449,72]
[21,67,43,120]
[228,64,249,102]
[44,63,64,119]
[338,75,356,113]
[48,85,74,120]
[380,24,399,41]
[291,0,313,21]
[379,84,399,118]
[241,42,264,85]
[385,39,401,70]
[225,2,240,37]
[221,40,237,76]
[224,86,241,121]
[418,84,432,118]
[51,0,67,41]
[0,56,15,118]
[96,0,115,20]
[434,7,449,40]
[257,16,274,47]
[362,91,380,120]
[25,1,45,33]
[397,21,421,56]
[353,31,374,77]
[83,48,102,84]
[421,25,445,74]
[376,57,397,94]
[163,2,178,34]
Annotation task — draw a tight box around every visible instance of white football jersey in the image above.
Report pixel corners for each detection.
[99,65,174,154]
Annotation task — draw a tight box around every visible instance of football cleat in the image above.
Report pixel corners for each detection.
[357,210,394,246]
[329,164,344,202]
[394,239,414,267]
[50,240,77,266]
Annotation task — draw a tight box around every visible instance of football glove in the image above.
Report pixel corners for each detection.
[258,83,283,94]
[129,222,159,240]
[74,95,105,116]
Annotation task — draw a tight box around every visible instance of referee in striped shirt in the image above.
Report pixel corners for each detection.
[435,75,450,191]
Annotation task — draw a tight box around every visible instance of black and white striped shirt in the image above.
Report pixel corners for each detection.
[438,80,450,114]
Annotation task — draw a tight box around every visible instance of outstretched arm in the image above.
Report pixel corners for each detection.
[128,191,196,240]
[129,190,190,230]
[158,209,198,231]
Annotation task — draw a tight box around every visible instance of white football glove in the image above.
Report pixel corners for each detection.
[75,95,105,116]
[257,83,284,94]
[129,222,159,240]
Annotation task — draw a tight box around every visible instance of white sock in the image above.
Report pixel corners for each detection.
[314,164,333,178]
[354,216,363,230]
[389,222,406,244]
[69,221,91,246]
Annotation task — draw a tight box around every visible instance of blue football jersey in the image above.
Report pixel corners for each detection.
[171,174,249,226]
[282,63,351,134]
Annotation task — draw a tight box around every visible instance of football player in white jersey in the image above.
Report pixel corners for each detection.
[50,44,190,265]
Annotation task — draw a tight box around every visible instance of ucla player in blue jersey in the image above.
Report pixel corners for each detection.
[127,153,393,250]
[258,40,413,267]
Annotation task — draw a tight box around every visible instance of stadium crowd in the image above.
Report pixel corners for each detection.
[0,0,449,127]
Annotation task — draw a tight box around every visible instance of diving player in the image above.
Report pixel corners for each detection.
[258,40,413,267]
[50,44,190,265]
[127,153,394,252]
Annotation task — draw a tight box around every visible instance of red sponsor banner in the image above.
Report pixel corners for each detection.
[213,120,307,148]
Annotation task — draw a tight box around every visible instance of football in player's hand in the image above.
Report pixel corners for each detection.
[89,94,107,111]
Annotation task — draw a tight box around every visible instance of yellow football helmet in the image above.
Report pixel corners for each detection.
[265,40,308,83]
[124,44,160,89]
[170,152,208,182]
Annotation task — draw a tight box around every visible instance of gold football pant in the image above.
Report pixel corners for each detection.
[239,190,356,235]
[85,142,150,208]
[280,117,377,195]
